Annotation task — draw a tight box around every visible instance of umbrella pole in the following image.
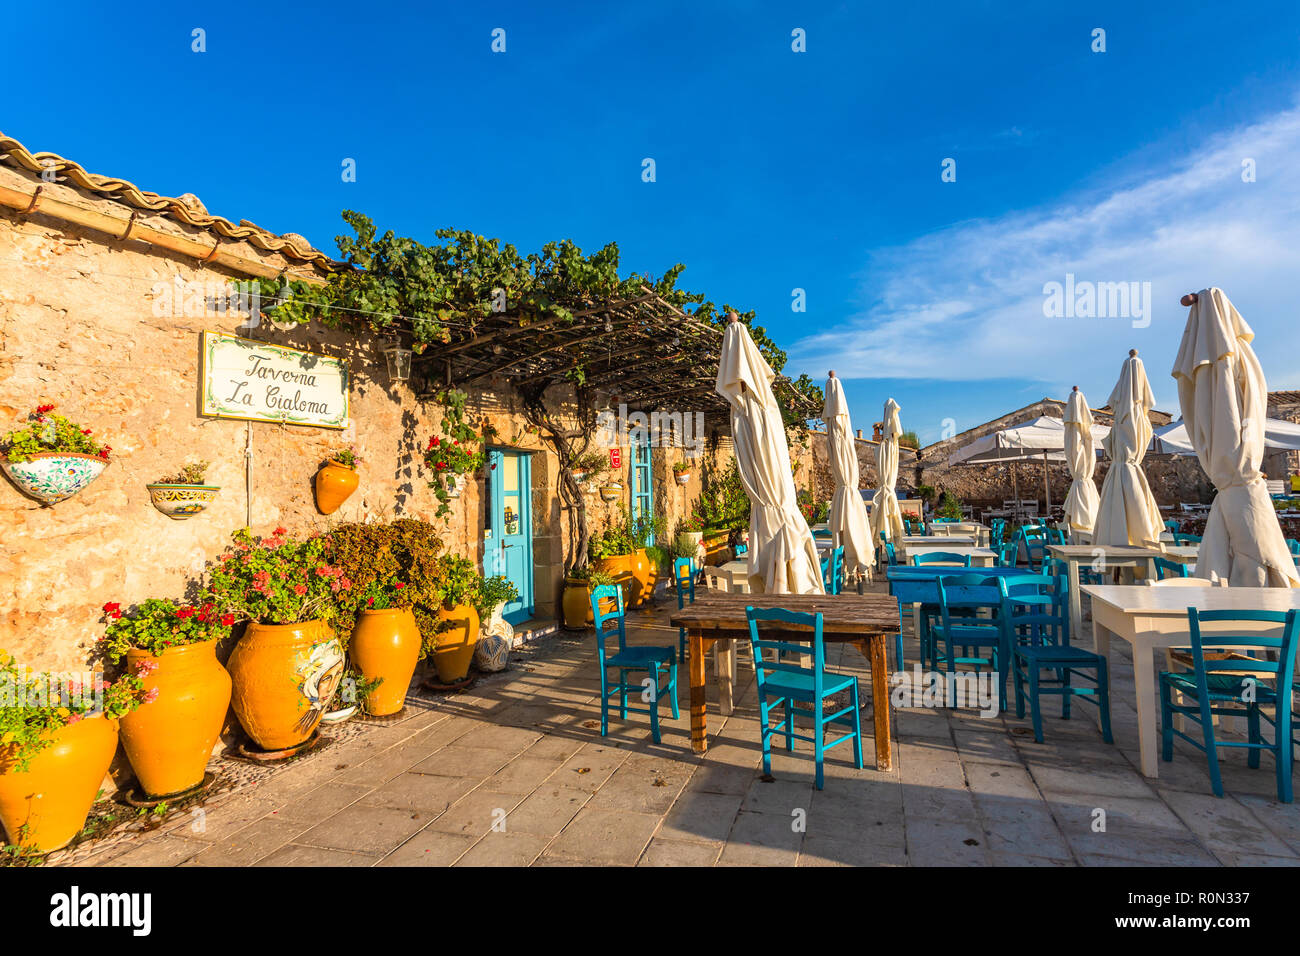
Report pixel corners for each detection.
[1012,462,1019,521]
[1043,450,1051,518]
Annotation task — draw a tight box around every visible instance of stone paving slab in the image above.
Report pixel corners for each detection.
[64,581,1300,867]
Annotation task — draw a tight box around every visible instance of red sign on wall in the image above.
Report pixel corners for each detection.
[609,448,621,469]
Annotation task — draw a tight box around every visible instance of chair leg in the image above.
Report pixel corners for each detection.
[1028,666,1044,743]
[647,667,661,745]
[1061,667,1073,720]
[619,669,628,720]
[1197,692,1224,798]
[1014,657,1027,719]
[784,702,794,753]
[1097,658,1113,744]
[1247,706,1261,770]
[851,679,864,770]
[600,665,609,737]
[1277,700,1294,804]
[669,659,680,720]
[760,701,773,779]
[1160,680,1174,761]
[814,697,825,791]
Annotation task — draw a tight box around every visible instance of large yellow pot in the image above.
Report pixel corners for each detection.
[434,602,480,683]
[120,642,231,799]
[315,460,359,515]
[0,715,119,853]
[562,578,618,630]
[350,608,421,715]
[227,620,344,751]
[595,554,634,605]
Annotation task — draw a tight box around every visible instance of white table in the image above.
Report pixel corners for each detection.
[1159,545,1200,568]
[717,560,751,593]
[1048,544,1162,646]
[930,522,990,546]
[903,535,976,547]
[1082,584,1300,777]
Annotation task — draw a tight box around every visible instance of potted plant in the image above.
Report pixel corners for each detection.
[345,579,420,716]
[432,554,482,684]
[1,404,111,505]
[599,479,623,502]
[561,565,619,630]
[473,574,520,671]
[146,460,221,519]
[204,527,349,753]
[628,512,666,605]
[316,447,360,515]
[673,461,693,485]
[424,389,488,518]
[674,514,705,566]
[569,451,608,487]
[0,652,145,853]
[98,598,234,801]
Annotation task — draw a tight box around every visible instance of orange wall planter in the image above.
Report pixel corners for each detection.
[227,620,344,751]
[0,715,119,853]
[434,602,480,683]
[350,608,420,715]
[315,460,359,515]
[119,642,231,799]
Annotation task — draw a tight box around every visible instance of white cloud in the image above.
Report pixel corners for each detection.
[790,100,1300,399]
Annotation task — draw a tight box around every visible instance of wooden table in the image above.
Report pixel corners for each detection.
[1159,545,1200,568]
[1048,544,1162,645]
[1081,584,1300,777]
[669,591,901,769]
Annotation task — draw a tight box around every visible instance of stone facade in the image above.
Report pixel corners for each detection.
[0,202,724,673]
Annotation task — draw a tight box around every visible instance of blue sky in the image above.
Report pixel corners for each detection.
[5,1,1299,443]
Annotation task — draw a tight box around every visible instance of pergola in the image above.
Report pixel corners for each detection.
[409,285,818,422]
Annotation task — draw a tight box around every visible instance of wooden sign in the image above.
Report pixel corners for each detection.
[609,447,621,469]
[199,332,350,429]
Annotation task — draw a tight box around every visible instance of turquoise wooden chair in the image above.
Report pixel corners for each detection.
[1164,519,1181,535]
[912,551,971,567]
[744,606,863,790]
[1016,525,1050,568]
[990,517,1007,544]
[934,575,1009,707]
[1154,556,1190,580]
[1286,538,1300,556]
[734,541,749,557]
[1159,608,1300,802]
[673,557,695,662]
[1173,531,1202,546]
[820,546,844,594]
[882,540,897,567]
[993,539,1018,567]
[591,584,678,744]
[1006,574,1113,744]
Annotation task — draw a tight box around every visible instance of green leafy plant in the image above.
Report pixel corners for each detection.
[567,565,616,586]
[695,458,750,531]
[569,452,608,479]
[155,461,210,485]
[435,554,481,610]
[329,447,359,469]
[672,461,693,475]
[2,405,110,464]
[355,579,411,612]
[937,491,963,520]
[99,598,234,663]
[424,389,487,517]
[0,650,146,773]
[204,527,350,626]
[899,430,921,450]
[321,519,445,650]
[797,489,830,525]
[477,575,519,618]
[675,514,704,535]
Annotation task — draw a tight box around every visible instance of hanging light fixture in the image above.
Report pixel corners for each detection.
[266,275,301,332]
[382,340,413,382]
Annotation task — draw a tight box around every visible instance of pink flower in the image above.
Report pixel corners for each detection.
[143,688,161,704]
[293,584,307,596]
[66,712,84,725]
[134,658,160,677]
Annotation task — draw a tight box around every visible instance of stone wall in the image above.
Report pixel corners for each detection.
[0,207,724,673]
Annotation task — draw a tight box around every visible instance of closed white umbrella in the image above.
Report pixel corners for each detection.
[1093,350,1164,548]
[1063,386,1100,537]
[715,315,824,594]
[871,398,906,545]
[821,372,875,577]
[1172,288,1299,587]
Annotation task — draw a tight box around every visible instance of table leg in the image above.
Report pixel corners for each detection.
[1067,559,1083,648]
[1129,633,1160,777]
[856,636,894,772]
[719,637,736,716]
[690,629,708,754]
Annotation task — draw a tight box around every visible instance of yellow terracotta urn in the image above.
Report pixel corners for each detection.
[119,642,231,799]
[227,620,344,751]
[433,602,480,683]
[315,460,359,515]
[349,608,421,715]
[0,715,119,853]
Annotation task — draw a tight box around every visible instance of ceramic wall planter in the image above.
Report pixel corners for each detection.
[0,715,119,853]
[443,473,466,499]
[433,602,480,683]
[349,608,421,716]
[227,620,344,751]
[119,642,231,799]
[599,480,623,502]
[2,452,108,505]
[315,460,359,515]
[145,483,221,520]
[674,471,692,485]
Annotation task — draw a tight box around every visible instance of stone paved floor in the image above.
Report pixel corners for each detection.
[75,582,1300,867]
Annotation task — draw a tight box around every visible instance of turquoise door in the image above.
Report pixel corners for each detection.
[485,448,534,625]
[631,434,654,544]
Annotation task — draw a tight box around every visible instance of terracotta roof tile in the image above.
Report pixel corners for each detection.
[0,131,336,269]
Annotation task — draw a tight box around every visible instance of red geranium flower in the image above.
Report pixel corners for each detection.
[102,602,122,619]
[220,614,236,627]
[176,607,195,619]
[35,403,55,414]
